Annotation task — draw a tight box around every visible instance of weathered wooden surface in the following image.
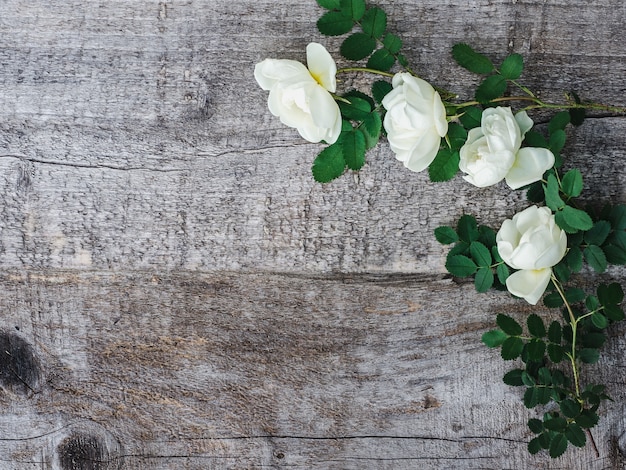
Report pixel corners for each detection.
[0,0,625,468]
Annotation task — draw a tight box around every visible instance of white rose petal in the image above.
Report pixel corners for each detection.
[382,73,448,172]
[459,107,554,189]
[505,147,555,189]
[496,205,567,304]
[254,43,341,144]
[505,267,553,305]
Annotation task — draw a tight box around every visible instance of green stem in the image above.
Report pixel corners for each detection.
[453,95,626,115]
[551,274,581,398]
[336,67,395,78]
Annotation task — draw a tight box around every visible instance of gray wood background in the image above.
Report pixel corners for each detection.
[0,0,625,468]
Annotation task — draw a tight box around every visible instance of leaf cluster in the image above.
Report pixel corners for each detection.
[452,43,523,103]
[436,214,509,292]
[316,0,405,72]
[483,312,613,457]
[312,91,382,182]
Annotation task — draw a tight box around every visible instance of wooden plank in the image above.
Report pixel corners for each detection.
[0,0,625,468]
[0,271,624,469]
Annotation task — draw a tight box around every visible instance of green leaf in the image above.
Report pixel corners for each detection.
[548,111,571,134]
[575,410,599,428]
[482,329,508,348]
[501,337,524,360]
[470,242,492,267]
[598,282,624,306]
[603,244,626,264]
[500,53,523,79]
[549,129,567,154]
[584,245,607,273]
[341,130,366,170]
[523,387,539,408]
[340,33,376,60]
[434,226,459,246]
[360,112,382,149]
[371,80,392,104]
[544,174,564,211]
[339,95,372,120]
[561,169,583,198]
[527,314,546,338]
[340,0,366,20]
[528,418,544,434]
[457,214,479,243]
[451,43,494,74]
[565,246,583,272]
[524,130,549,148]
[361,7,386,38]
[560,399,581,418]
[548,344,565,363]
[544,292,564,308]
[538,367,552,385]
[569,91,586,126]
[459,106,482,130]
[474,267,494,293]
[475,75,507,103]
[565,287,586,304]
[428,148,459,182]
[502,368,524,386]
[565,424,586,448]
[545,417,568,432]
[578,348,600,364]
[548,321,562,343]
[496,263,510,285]
[312,144,345,183]
[608,204,626,230]
[527,181,545,204]
[478,225,496,247]
[497,314,523,336]
[526,339,546,361]
[528,437,542,455]
[445,255,477,277]
[397,53,408,67]
[317,11,354,36]
[557,206,593,233]
[367,48,395,71]
[446,123,469,150]
[317,0,341,9]
[580,332,606,349]
[591,312,608,329]
[549,433,568,458]
[604,304,625,321]
[382,33,402,54]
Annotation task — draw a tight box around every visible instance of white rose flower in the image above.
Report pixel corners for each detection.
[459,107,555,189]
[382,73,448,172]
[496,205,567,305]
[254,43,341,144]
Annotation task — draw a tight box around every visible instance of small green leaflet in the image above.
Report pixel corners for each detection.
[341,33,376,60]
[428,148,459,182]
[500,53,523,79]
[341,129,366,170]
[312,143,345,183]
[445,254,477,277]
[316,0,341,9]
[360,7,386,38]
[475,75,507,103]
[382,33,402,53]
[317,11,353,36]
[451,43,494,74]
[340,0,366,21]
[367,48,395,71]
[372,80,392,104]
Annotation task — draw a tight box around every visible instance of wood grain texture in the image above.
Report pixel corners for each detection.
[0,0,625,468]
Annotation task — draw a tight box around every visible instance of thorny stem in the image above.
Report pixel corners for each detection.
[336,68,626,114]
[550,275,600,457]
[551,274,581,398]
